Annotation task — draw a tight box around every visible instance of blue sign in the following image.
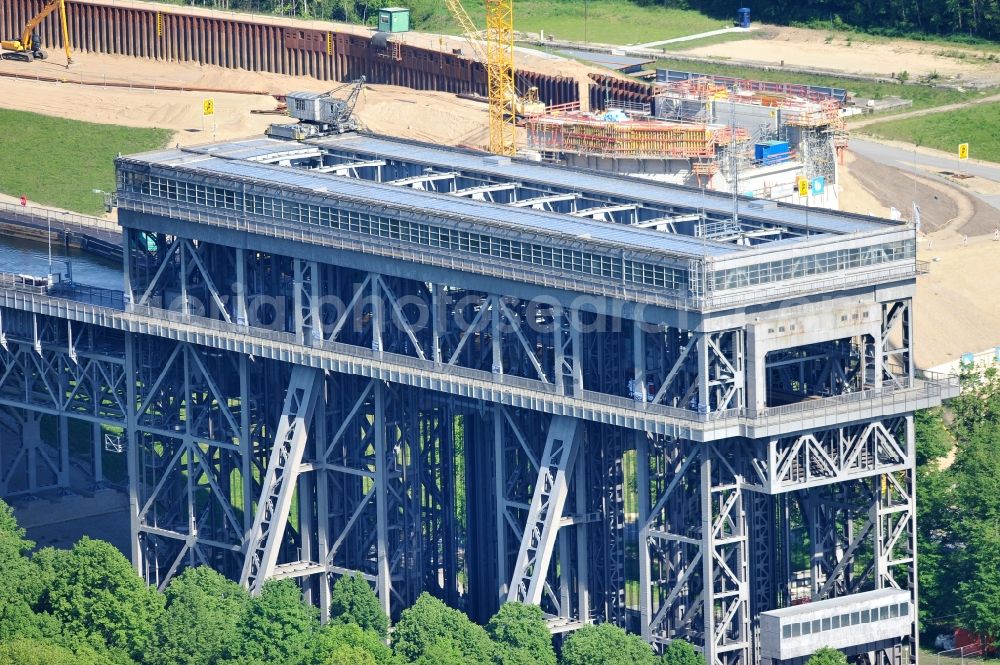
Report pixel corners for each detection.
[811,177,826,195]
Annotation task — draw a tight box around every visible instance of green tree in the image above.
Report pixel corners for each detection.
[661,639,704,665]
[329,573,389,638]
[324,644,378,665]
[33,537,164,660]
[915,408,952,466]
[486,602,556,665]
[950,366,1000,440]
[0,500,41,641]
[805,647,849,665]
[956,518,1000,637]
[148,566,248,665]
[306,622,394,665]
[413,639,466,665]
[561,623,658,665]
[392,593,496,665]
[227,579,319,664]
[0,637,104,665]
[951,423,1000,524]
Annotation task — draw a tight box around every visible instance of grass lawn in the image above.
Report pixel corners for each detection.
[650,56,994,112]
[0,109,171,216]
[859,103,1000,163]
[416,0,727,45]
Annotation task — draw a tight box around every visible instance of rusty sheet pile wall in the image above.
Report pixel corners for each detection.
[588,73,654,112]
[2,0,579,104]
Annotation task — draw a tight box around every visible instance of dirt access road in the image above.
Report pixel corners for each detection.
[681,26,1000,85]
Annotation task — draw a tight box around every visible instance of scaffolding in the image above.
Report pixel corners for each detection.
[780,97,841,128]
[526,112,749,160]
[655,77,843,129]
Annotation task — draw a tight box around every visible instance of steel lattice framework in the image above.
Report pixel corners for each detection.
[0,134,957,665]
[485,0,516,156]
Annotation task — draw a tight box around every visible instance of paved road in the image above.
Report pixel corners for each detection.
[631,27,752,49]
[850,138,1000,212]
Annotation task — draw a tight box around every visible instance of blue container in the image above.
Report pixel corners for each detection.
[754,141,789,166]
[738,8,751,29]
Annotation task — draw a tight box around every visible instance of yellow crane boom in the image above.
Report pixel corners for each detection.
[1,0,73,64]
[442,0,486,64]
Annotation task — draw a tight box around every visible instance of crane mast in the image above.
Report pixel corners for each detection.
[484,0,516,156]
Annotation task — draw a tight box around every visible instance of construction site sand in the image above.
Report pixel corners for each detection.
[915,235,1000,368]
[681,26,1000,84]
[0,51,492,148]
[839,146,1000,367]
[837,152,892,217]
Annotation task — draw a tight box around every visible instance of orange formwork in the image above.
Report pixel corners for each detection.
[526,113,749,159]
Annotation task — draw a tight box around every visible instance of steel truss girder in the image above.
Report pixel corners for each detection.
[0,312,127,425]
[507,415,581,605]
[0,311,126,498]
[240,365,323,594]
[132,236,236,322]
[882,299,913,388]
[643,327,744,413]
[0,407,66,496]
[639,439,750,665]
[130,336,265,589]
[305,378,464,620]
[735,416,911,494]
[127,232,756,419]
[799,464,916,607]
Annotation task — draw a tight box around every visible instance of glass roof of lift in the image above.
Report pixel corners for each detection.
[309,134,895,235]
[128,149,739,258]
[134,132,903,261]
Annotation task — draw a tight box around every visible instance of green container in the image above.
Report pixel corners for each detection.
[378,7,410,33]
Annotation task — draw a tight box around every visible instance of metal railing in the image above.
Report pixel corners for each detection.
[936,644,986,665]
[0,272,49,294]
[0,201,121,244]
[48,282,127,310]
[0,272,960,437]
[116,195,921,313]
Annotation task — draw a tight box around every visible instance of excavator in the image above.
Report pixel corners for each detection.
[1,0,73,64]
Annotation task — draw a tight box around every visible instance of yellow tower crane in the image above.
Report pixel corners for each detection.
[444,0,541,156]
[1,0,73,64]
[484,0,516,156]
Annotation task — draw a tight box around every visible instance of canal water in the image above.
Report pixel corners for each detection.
[0,234,123,292]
